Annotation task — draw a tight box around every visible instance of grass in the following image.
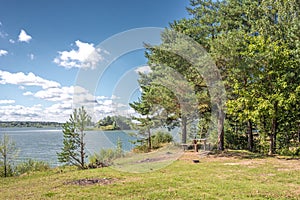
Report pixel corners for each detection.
[112,145,183,173]
[1,150,299,200]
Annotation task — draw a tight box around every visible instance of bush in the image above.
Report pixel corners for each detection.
[89,149,124,167]
[152,131,173,149]
[89,139,124,167]
[14,159,50,175]
[133,144,150,153]
[155,131,173,143]
[133,131,173,152]
[278,146,300,157]
[0,163,14,177]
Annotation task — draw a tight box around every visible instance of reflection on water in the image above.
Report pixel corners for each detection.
[0,128,136,167]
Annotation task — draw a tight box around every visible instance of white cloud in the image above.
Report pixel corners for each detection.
[18,29,32,43]
[103,99,113,106]
[135,65,152,74]
[0,104,70,122]
[0,103,70,122]
[29,53,34,60]
[33,86,73,102]
[0,31,8,38]
[96,96,108,100]
[0,70,61,89]
[0,92,135,122]
[0,32,7,38]
[53,40,107,69]
[0,69,135,121]
[0,22,8,38]
[44,103,73,120]
[23,91,34,96]
[0,49,8,56]
[0,104,43,121]
[9,39,15,44]
[19,85,25,90]
[0,100,15,104]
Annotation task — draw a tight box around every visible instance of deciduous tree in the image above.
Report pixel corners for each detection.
[0,134,18,177]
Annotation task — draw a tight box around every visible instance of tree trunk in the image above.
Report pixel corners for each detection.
[3,140,7,177]
[235,121,238,136]
[80,131,85,169]
[218,109,225,151]
[218,128,225,151]
[269,132,274,155]
[269,117,277,155]
[4,154,7,177]
[181,116,187,144]
[298,123,300,143]
[147,127,152,150]
[247,119,254,152]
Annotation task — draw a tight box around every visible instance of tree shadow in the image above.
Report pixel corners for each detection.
[207,149,268,159]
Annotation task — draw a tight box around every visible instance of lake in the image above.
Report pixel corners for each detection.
[0,128,137,167]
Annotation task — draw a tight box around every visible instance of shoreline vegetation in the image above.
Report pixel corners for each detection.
[0,121,63,128]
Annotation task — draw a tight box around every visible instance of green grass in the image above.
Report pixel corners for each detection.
[1,150,299,199]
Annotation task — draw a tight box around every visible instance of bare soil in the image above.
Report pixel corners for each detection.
[65,178,118,186]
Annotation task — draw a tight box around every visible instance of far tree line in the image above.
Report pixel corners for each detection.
[0,121,63,128]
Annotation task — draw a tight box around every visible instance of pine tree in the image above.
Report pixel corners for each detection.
[57,106,91,169]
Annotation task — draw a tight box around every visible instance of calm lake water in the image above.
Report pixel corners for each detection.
[0,128,137,167]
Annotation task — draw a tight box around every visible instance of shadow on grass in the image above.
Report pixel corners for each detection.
[207,149,268,159]
[207,149,300,160]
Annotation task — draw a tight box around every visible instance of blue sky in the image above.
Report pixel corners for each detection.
[0,0,189,122]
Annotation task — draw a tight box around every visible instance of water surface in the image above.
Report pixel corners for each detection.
[0,128,136,167]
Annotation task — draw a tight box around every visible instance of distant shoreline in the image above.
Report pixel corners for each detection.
[0,121,63,128]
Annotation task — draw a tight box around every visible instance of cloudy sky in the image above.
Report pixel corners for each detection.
[0,0,189,122]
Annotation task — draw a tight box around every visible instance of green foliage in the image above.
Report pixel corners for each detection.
[57,106,91,169]
[133,144,150,153]
[14,159,50,175]
[224,122,248,150]
[98,115,114,127]
[0,134,19,177]
[0,121,62,128]
[0,163,14,177]
[99,124,115,131]
[152,131,173,149]
[97,115,131,130]
[89,138,124,167]
[278,147,300,157]
[181,0,300,154]
[131,0,300,154]
[133,131,173,152]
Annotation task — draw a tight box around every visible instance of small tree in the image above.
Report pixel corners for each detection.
[57,106,91,169]
[0,134,19,177]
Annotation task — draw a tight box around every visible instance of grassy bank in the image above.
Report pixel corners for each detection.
[1,150,299,199]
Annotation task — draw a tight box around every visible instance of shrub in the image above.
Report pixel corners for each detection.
[15,159,50,175]
[152,131,173,149]
[89,149,124,167]
[133,131,173,152]
[0,163,14,177]
[133,144,150,153]
[89,138,124,167]
[278,146,300,157]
